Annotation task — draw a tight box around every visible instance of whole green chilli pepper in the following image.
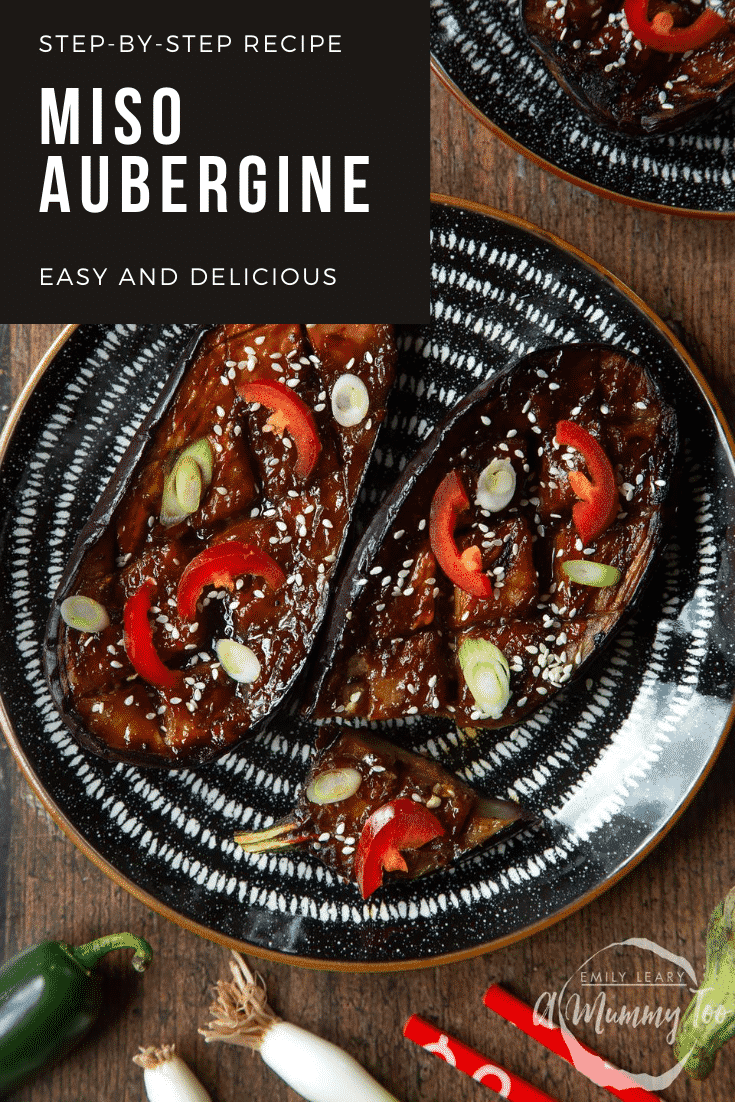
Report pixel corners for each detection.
[675,886,735,1079]
[0,931,153,1096]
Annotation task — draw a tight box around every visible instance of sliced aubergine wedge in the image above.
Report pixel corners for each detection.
[44,323,397,766]
[521,0,735,137]
[307,343,677,732]
[235,728,535,898]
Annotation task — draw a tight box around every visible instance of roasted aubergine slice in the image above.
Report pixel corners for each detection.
[44,323,397,766]
[521,0,735,136]
[308,344,677,731]
[235,729,534,898]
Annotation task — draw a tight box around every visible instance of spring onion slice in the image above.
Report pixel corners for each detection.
[160,472,188,527]
[215,639,261,684]
[174,456,203,516]
[562,560,621,588]
[458,638,511,719]
[160,438,214,526]
[306,768,362,806]
[60,595,110,633]
[476,458,516,512]
[331,374,370,428]
[200,952,400,1102]
[133,1045,212,1102]
[181,438,214,487]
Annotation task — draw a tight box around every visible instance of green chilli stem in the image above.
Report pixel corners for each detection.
[70,932,153,973]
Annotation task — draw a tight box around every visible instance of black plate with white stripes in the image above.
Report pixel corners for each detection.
[1,203,734,968]
[431,0,735,216]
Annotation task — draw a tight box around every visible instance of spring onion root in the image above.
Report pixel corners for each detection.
[133,1044,212,1102]
[200,952,400,1102]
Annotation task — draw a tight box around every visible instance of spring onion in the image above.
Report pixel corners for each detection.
[133,1044,212,1102]
[215,639,261,684]
[182,438,214,487]
[160,438,214,526]
[458,638,511,719]
[60,595,110,633]
[675,886,735,1079]
[305,767,363,805]
[476,458,516,513]
[160,473,188,527]
[562,560,621,588]
[174,456,203,516]
[200,952,400,1102]
[331,374,370,427]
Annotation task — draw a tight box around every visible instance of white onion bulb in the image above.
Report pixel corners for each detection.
[260,1021,399,1102]
[200,952,400,1102]
[134,1045,211,1102]
[331,374,369,427]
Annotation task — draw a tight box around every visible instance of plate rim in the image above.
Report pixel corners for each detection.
[2,223,734,969]
[430,54,735,222]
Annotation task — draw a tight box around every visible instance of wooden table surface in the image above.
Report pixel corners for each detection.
[0,73,734,1102]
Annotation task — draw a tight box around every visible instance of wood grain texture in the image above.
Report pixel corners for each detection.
[0,77,733,1101]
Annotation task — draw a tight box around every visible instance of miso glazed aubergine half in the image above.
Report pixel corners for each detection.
[236,727,535,898]
[521,0,735,136]
[308,344,677,731]
[44,324,397,766]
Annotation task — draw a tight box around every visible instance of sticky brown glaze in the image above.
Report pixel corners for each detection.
[308,344,677,730]
[521,0,735,135]
[235,729,533,888]
[45,324,396,766]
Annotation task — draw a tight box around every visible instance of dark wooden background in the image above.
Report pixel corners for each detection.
[0,73,733,1102]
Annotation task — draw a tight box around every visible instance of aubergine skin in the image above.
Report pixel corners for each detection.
[308,344,677,731]
[236,729,534,888]
[521,0,735,136]
[44,324,397,767]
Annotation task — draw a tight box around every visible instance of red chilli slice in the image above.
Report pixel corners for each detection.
[624,0,727,53]
[177,540,286,621]
[556,419,619,546]
[124,579,179,689]
[429,470,493,598]
[355,798,446,898]
[239,377,321,480]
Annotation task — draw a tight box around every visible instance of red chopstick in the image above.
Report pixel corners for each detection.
[404,1014,560,1102]
[483,984,663,1102]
